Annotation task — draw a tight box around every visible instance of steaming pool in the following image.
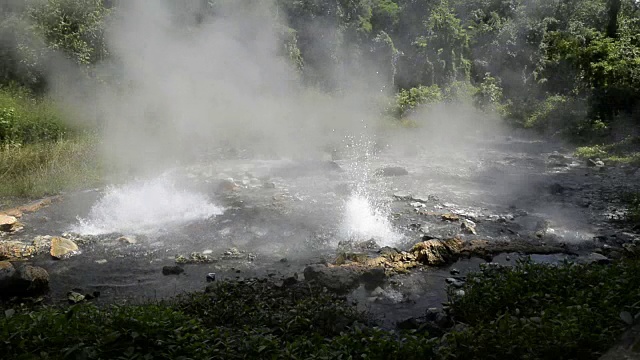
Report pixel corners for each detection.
[5,133,628,326]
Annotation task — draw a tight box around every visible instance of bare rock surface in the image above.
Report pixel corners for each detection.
[50,237,79,259]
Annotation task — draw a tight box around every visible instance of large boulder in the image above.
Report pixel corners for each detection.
[0,262,49,297]
[303,264,360,293]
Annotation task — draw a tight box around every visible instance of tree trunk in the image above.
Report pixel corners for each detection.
[606,0,622,38]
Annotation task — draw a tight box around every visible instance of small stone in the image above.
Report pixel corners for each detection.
[454,289,465,297]
[393,191,412,200]
[50,237,79,260]
[0,215,18,232]
[375,166,409,177]
[263,182,276,189]
[206,273,216,282]
[202,249,213,255]
[117,236,137,245]
[162,265,184,275]
[371,287,385,297]
[32,236,52,253]
[279,258,288,263]
[95,259,108,264]
[576,253,611,265]
[450,268,460,275]
[446,277,465,288]
[461,219,477,235]
[441,213,460,222]
[282,276,297,287]
[67,291,85,304]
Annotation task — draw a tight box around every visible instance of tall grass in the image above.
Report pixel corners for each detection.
[0,86,102,198]
[0,138,102,198]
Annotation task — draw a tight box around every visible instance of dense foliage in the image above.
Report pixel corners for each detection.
[2,260,640,359]
[1,0,639,142]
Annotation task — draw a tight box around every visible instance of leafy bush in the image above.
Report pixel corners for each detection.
[393,85,442,117]
[443,259,640,359]
[1,281,437,360]
[0,87,69,146]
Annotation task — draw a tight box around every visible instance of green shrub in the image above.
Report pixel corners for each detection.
[394,85,442,117]
[0,87,69,146]
[443,259,640,359]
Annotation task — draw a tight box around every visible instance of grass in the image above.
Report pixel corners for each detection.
[0,137,102,199]
[2,259,640,359]
[575,136,640,166]
[0,86,71,146]
[0,86,102,199]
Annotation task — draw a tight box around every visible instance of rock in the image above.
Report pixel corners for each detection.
[206,273,216,282]
[222,247,244,259]
[117,236,137,245]
[218,179,239,192]
[32,236,52,253]
[354,239,379,251]
[411,194,435,203]
[576,252,611,265]
[360,268,386,290]
[162,265,184,275]
[461,219,477,235]
[95,259,108,264]
[450,268,460,275]
[0,241,37,260]
[334,252,368,265]
[600,323,640,360]
[549,183,566,195]
[587,158,605,168]
[67,291,86,304]
[0,215,18,232]
[12,265,49,296]
[50,237,79,259]
[176,252,216,264]
[446,277,465,288]
[375,166,409,177]
[393,191,412,200]
[410,238,463,266]
[303,264,360,293]
[0,261,16,290]
[441,213,460,222]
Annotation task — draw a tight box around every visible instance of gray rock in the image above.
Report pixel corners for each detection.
[117,236,137,245]
[393,191,412,200]
[0,215,18,232]
[360,268,386,290]
[446,277,465,288]
[67,291,85,304]
[162,265,184,275]
[576,253,611,265]
[303,264,360,293]
[5,265,50,296]
[0,261,16,289]
[375,166,409,177]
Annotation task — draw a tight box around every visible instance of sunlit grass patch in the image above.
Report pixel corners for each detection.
[0,137,102,198]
